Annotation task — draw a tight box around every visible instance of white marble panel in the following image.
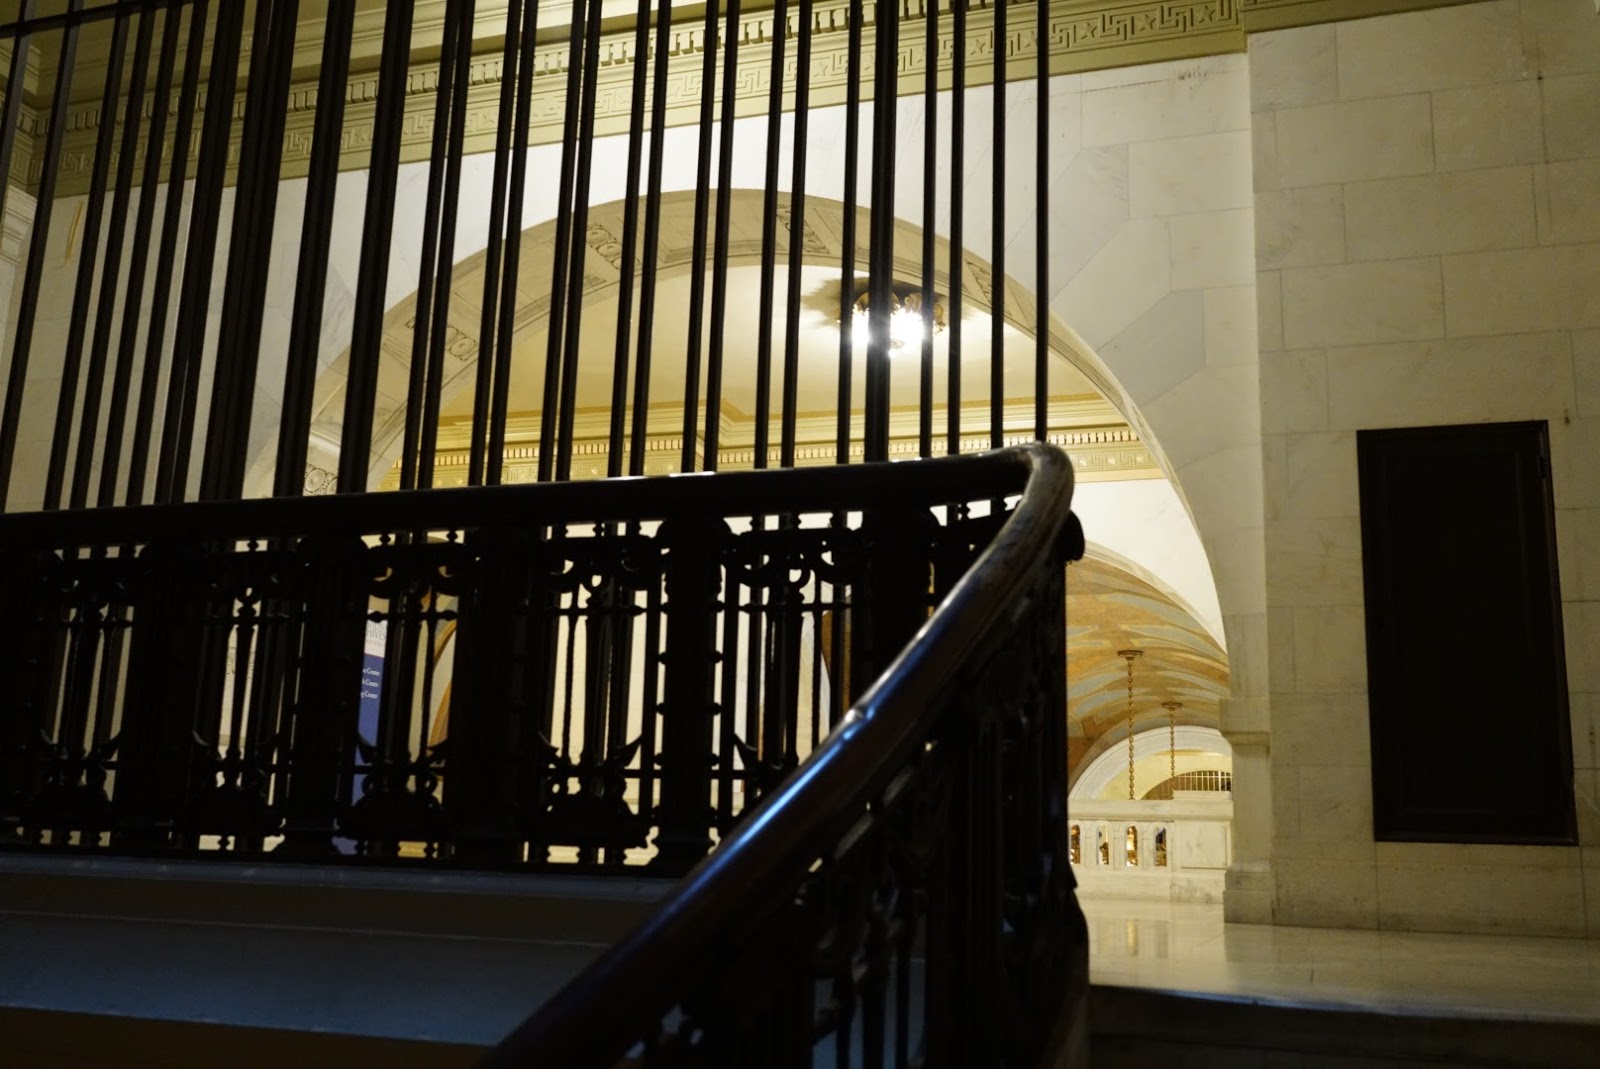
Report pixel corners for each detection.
[1521,0,1600,78]
[1432,81,1545,172]
[1170,209,1255,290]
[1560,508,1600,602]
[1257,270,1284,352]
[1268,604,1296,694]
[1255,185,1346,269]
[1325,333,1574,429]
[1269,693,1372,769]
[1273,96,1434,188]
[1485,866,1589,937]
[1282,431,1358,519]
[1281,258,1444,350]
[1536,160,1600,246]
[1576,330,1600,419]
[1297,765,1373,843]
[1274,856,1379,929]
[1141,364,1260,461]
[1335,0,1524,100]
[1565,601,1600,694]
[1570,691,1599,773]
[1048,146,1131,286]
[1099,290,1205,400]
[1054,218,1170,349]
[1128,131,1254,218]
[1551,417,1600,509]
[1544,72,1600,162]
[1260,350,1328,435]
[1176,446,1267,548]
[1291,605,1368,694]
[1269,516,1365,607]
[1344,167,1537,261]
[1443,243,1600,336]
[1376,863,1497,933]
[1204,285,1258,367]
[1199,518,1268,617]
[1248,25,1338,112]
[1263,434,1288,523]
[1252,112,1280,194]
[1082,57,1250,146]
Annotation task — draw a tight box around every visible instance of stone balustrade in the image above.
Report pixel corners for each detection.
[1069,793,1233,903]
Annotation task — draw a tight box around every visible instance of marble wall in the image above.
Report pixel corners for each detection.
[1253,0,1600,936]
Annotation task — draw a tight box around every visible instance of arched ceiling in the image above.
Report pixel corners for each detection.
[1066,554,1229,750]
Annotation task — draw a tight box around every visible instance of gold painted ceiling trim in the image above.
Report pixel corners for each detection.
[5,0,1479,197]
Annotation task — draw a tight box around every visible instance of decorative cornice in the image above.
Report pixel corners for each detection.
[4,0,1480,197]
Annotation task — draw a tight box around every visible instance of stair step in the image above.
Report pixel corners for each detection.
[1091,985,1600,1068]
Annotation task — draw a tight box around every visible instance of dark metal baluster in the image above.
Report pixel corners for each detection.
[156,0,246,504]
[471,0,524,487]
[401,0,466,492]
[714,566,740,827]
[601,577,637,865]
[202,0,301,502]
[836,0,863,464]
[101,3,180,508]
[920,0,938,460]
[947,0,965,457]
[489,0,541,483]
[779,0,811,469]
[752,0,787,471]
[636,579,664,844]
[654,516,727,873]
[0,0,79,510]
[126,0,207,507]
[607,0,651,478]
[701,0,742,471]
[275,535,366,858]
[556,0,605,482]
[679,0,721,474]
[73,10,151,510]
[991,0,1007,450]
[1035,0,1050,442]
[43,11,127,512]
[538,1,589,482]
[864,0,898,464]
[0,0,35,227]
[276,0,356,498]
[628,0,672,476]
[339,0,415,493]
[419,0,477,490]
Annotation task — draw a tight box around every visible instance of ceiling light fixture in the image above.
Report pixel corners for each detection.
[847,285,947,354]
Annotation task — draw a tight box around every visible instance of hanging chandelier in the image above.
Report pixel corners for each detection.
[848,284,947,353]
[1118,649,1143,801]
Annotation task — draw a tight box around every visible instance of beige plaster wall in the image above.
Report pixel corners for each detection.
[1252,0,1600,936]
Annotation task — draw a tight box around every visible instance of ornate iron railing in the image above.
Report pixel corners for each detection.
[487,443,1087,1067]
[1,446,1081,882]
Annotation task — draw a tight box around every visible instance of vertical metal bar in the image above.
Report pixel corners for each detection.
[488,0,541,483]
[1035,0,1049,442]
[779,0,811,470]
[863,0,897,464]
[628,0,673,477]
[835,0,863,465]
[400,0,465,492]
[126,0,207,506]
[155,0,246,504]
[275,0,356,498]
[701,0,742,472]
[607,0,653,479]
[538,1,589,483]
[339,0,415,493]
[946,0,965,457]
[679,0,721,474]
[202,0,301,502]
[75,9,153,510]
[919,0,938,460]
[419,0,478,489]
[0,0,79,510]
[469,0,524,487]
[0,0,35,234]
[101,2,180,509]
[43,11,128,511]
[990,0,1006,450]
[752,0,787,472]
[555,0,605,482]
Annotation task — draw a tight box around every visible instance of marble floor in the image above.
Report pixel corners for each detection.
[1082,899,1600,1025]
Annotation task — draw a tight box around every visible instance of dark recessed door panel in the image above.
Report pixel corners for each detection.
[1358,421,1575,844]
